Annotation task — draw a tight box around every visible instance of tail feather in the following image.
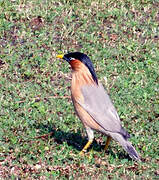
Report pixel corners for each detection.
[111,133,140,161]
[125,141,140,161]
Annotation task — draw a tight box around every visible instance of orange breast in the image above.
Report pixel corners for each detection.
[70,60,103,132]
[73,99,102,131]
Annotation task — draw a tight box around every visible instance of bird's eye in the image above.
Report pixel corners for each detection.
[70,57,75,61]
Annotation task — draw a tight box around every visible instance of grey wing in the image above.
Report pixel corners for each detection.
[78,83,129,137]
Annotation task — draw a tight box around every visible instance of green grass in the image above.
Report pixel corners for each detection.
[0,0,159,179]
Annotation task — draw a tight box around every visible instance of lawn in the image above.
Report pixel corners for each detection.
[0,0,159,179]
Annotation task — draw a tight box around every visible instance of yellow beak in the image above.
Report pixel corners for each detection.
[56,54,64,59]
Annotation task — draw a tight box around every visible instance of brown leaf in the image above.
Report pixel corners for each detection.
[30,16,44,31]
[110,34,118,41]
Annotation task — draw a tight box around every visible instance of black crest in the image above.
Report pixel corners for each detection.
[63,52,98,84]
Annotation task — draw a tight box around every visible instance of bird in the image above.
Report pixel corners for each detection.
[56,52,140,161]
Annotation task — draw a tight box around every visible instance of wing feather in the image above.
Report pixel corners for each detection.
[77,83,129,138]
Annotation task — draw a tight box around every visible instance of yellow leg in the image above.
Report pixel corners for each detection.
[104,136,111,151]
[79,140,93,155]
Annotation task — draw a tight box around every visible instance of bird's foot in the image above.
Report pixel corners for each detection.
[79,150,85,156]
[79,140,93,155]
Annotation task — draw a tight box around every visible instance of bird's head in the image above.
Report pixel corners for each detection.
[56,52,98,84]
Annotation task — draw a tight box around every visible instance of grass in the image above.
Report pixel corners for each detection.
[0,0,159,179]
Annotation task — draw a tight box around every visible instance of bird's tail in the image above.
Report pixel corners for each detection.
[123,141,140,161]
[112,134,140,161]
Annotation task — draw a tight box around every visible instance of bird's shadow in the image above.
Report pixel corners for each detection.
[33,123,131,161]
[33,123,102,151]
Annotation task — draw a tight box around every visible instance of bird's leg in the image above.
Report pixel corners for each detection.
[104,136,111,151]
[79,127,94,155]
[79,140,93,155]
